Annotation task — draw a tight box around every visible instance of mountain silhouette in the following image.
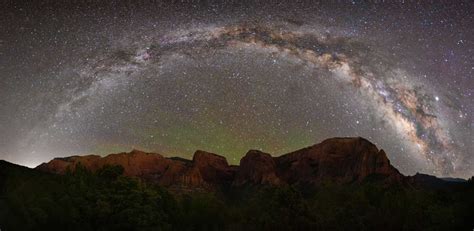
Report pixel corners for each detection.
[36,137,407,190]
[1,137,473,230]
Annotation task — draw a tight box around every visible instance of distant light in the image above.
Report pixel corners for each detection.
[435,96,439,101]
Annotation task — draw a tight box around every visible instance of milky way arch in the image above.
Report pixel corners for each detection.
[53,23,458,176]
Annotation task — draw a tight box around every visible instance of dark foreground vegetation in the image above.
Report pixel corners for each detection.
[0,161,473,231]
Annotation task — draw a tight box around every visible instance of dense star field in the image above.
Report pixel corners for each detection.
[0,1,472,178]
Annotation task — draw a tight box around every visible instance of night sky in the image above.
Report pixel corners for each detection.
[1,1,472,178]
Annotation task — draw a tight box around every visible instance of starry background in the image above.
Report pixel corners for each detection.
[0,1,472,178]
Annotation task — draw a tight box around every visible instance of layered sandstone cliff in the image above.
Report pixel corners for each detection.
[36,137,404,189]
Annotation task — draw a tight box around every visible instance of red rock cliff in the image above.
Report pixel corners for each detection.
[36,137,404,189]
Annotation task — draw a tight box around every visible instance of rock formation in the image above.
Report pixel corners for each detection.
[36,137,405,189]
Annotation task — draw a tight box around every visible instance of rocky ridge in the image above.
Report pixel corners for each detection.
[36,137,406,190]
